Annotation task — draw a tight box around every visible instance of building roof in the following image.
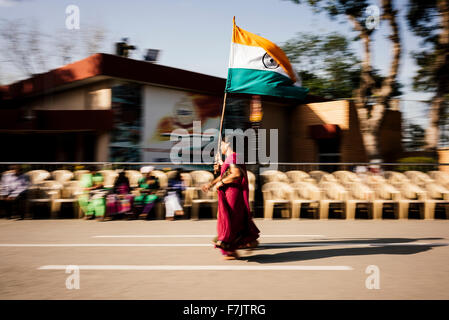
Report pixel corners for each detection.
[0,53,328,103]
[0,53,227,100]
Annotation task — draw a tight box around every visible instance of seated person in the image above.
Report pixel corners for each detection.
[0,165,30,219]
[78,168,106,220]
[106,170,134,219]
[164,169,186,221]
[133,166,160,219]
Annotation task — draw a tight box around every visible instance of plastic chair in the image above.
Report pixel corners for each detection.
[309,170,329,184]
[363,175,400,219]
[51,170,74,184]
[262,182,293,219]
[385,171,427,219]
[429,171,449,189]
[247,170,256,211]
[28,180,63,219]
[125,170,143,188]
[52,180,83,218]
[332,170,362,187]
[177,172,195,210]
[345,182,374,219]
[405,171,449,219]
[152,170,168,189]
[98,170,118,189]
[189,171,216,220]
[26,170,51,185]
[318,181,347,219]
[290,181,321,219]
[260,170,289,185]
[286,170,314,184]
[247,170,256,187]
[190,170,214,187]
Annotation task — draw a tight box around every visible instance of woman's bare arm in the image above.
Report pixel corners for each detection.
[202,165,241,192]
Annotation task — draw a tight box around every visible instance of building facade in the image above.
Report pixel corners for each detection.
[0,53,403,164]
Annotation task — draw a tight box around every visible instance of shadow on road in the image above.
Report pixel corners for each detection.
[241,238,447,264]
[257,237,444,249]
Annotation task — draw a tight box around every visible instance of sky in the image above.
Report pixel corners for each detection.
[0,0,433,126]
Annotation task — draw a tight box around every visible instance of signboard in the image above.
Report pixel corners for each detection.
[142,86,222,163]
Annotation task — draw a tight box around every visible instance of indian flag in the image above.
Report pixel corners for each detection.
[225,17,309,100]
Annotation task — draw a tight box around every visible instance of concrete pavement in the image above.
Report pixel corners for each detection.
[0,219,448,299]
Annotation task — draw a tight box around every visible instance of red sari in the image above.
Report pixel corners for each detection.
[216,152,260,255]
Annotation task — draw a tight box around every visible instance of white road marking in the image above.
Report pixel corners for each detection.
[0,242,446,247]
[38,265,353,271]
[93,234,326,238]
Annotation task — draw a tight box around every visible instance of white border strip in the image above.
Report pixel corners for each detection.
[38,265,353,271]
[0,244,211,247]
[0,242,444,247]
[93,234,326,238]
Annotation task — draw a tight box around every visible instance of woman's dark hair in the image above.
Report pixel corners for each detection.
[171,168,182,181]
[114,171,129,188]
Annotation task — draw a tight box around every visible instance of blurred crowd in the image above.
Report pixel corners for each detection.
[0,165,191,221]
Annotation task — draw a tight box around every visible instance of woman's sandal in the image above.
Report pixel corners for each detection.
[214,240,233,251]
[238,240,259,250]
[223,251,239,260]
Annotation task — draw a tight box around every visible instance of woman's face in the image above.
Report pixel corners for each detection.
[220,141,230,155]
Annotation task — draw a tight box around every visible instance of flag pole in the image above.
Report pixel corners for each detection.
[214,92,227,174]
[214,17,234,174]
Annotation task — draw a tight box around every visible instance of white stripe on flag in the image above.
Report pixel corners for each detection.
[229,42,290,78]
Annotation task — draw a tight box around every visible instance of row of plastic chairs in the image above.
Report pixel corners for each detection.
[20,169,257,219]
[261,170,449,220]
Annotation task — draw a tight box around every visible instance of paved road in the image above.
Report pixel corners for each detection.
[0,218,448,299]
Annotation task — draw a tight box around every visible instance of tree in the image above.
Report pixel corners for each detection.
[282,32,361,99]
[0,18,108,81]
[289,0,402,160]
[83,24,107,57]
[402,121,426,151]
[282,32,402,100]
[406,0,449,152]
[0,18,49,77]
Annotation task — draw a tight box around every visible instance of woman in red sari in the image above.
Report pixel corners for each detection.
[202,139,260,260]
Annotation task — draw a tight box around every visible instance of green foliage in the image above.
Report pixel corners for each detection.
[406,1,448,94]
[406,0,439,44]
[287,0,372,31]
[406,0,449,146]
[402,122,426,151]
[282,32,360,99]
[282,32,402,99]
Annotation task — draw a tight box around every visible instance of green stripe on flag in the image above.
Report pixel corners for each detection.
[225,68,309,100]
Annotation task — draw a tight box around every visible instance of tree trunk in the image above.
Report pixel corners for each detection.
[358,103,385,159]
[425,0,449,152]
[349,0,401,160]
[425,97,444,150]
